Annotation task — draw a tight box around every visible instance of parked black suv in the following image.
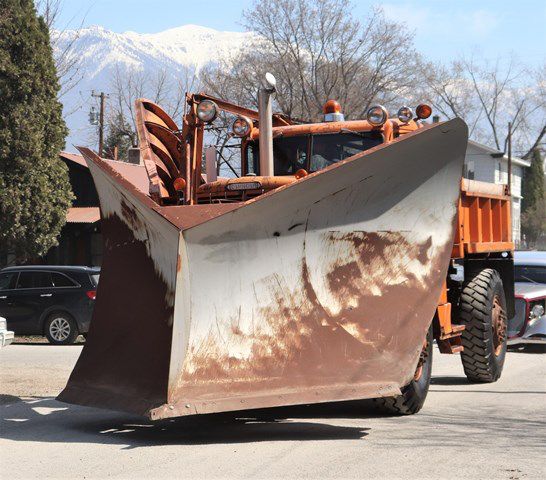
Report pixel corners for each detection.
[0,266,100,344]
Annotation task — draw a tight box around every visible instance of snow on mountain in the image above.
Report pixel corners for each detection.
[55,24,252,151]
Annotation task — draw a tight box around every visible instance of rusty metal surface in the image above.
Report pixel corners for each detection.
[61,151,150,194]
[135,98,182,201]
[59,120,468,419]
[58,147,181,416]
[66,207,100,224]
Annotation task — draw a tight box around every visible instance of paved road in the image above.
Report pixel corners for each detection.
[1,343,545,480]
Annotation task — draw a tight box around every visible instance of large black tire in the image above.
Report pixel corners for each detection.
[459,268,507,383]
[45,312,79,345]
[376,326,433,415]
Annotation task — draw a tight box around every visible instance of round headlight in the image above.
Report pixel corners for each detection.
[397,106,413,123]
[531,304,545,319]
[231,116,252,137]
[196,100,218,123]
[366,105,388,126]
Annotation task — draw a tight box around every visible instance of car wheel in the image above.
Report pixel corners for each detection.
[45,313,79,345]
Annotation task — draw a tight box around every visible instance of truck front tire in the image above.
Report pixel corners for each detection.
[376,325,433,415]
[459,268,507,383]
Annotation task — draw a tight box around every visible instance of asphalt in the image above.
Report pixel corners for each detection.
[1,343,545,480]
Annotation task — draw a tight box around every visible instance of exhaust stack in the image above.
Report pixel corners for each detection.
[258,72,276,177]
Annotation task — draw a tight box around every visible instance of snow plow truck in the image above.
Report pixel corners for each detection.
[58,73,514,419]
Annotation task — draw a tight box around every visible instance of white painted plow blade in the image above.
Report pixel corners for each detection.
[58,119,468,419]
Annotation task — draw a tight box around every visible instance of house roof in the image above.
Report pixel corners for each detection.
[467,140,531,168]
[66,207,101,224]
[60,151,150,194]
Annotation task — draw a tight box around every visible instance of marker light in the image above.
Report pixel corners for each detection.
[366,105,389,126]
[295,169,308,179]
[416,104,432,120]
[397,106,413,123]
[196,100,218,123]
[173,177,186,192]
[231,116,253,137]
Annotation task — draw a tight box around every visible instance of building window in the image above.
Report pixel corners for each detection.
[463,161,475,180]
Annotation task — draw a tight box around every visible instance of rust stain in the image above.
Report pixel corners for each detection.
[120,198,144,232]
[174,231,451,400]
[176,254,182,273]
[58,213,173,416]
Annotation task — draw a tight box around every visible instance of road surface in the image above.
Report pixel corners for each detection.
[1,343,545,479]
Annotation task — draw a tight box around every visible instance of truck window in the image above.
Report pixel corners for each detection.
[245,131,382,175]
[310,132,383,171]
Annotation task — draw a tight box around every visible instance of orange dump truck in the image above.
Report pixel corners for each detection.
[59,74,514,418]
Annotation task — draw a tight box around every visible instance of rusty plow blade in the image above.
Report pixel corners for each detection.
[58,119,468,419]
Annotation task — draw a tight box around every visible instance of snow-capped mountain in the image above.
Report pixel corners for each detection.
[54,24,252,151]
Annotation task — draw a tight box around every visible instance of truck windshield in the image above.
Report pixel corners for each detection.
[245,131,383,175]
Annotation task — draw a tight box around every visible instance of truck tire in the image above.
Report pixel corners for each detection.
[459,268,507,383]
[376,326,433,415]
[45,313,79,345]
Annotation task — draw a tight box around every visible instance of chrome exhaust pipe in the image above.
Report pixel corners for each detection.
[258,73,276,177]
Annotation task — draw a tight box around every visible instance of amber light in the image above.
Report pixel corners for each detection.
[173,177,186,191]
[323,100,342,114]
[416,104,432,120]
[295,169,308,179]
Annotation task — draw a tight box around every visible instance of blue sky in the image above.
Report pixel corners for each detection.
[56,0,545,65]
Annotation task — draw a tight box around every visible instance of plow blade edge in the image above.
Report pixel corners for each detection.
[58,119,468,419]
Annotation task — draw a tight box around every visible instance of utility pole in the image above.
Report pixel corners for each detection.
[507,122,513,243]
[90,91,109,157]
[507,122,512,196]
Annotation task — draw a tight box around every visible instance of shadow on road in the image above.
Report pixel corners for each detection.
[0,396,374,448]
[430,376,469,385]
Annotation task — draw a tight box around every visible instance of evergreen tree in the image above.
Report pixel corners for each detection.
[0,0,73,262]
[104,113,136,160]
[521,149,545,213]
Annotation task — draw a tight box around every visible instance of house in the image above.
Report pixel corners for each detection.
[42,152,147,267]
[464,140,531,246]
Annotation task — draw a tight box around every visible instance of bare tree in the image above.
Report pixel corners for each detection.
[35,0,86,102]
[203,0,421,121]
[419,56,546,158]
[104,65,200,158]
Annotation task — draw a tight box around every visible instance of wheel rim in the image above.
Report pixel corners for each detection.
[49,317,71,341]
[413,334,430,381]
[492,295,507,356]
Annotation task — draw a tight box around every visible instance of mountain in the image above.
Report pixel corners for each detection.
[54,24,252,151]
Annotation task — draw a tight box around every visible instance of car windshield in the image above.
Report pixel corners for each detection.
[515,265,546,284]
[91,273,100,286]
[245,131,383,175]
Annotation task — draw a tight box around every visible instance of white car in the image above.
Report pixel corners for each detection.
[508,252,546,347]
[0,316,14,348]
